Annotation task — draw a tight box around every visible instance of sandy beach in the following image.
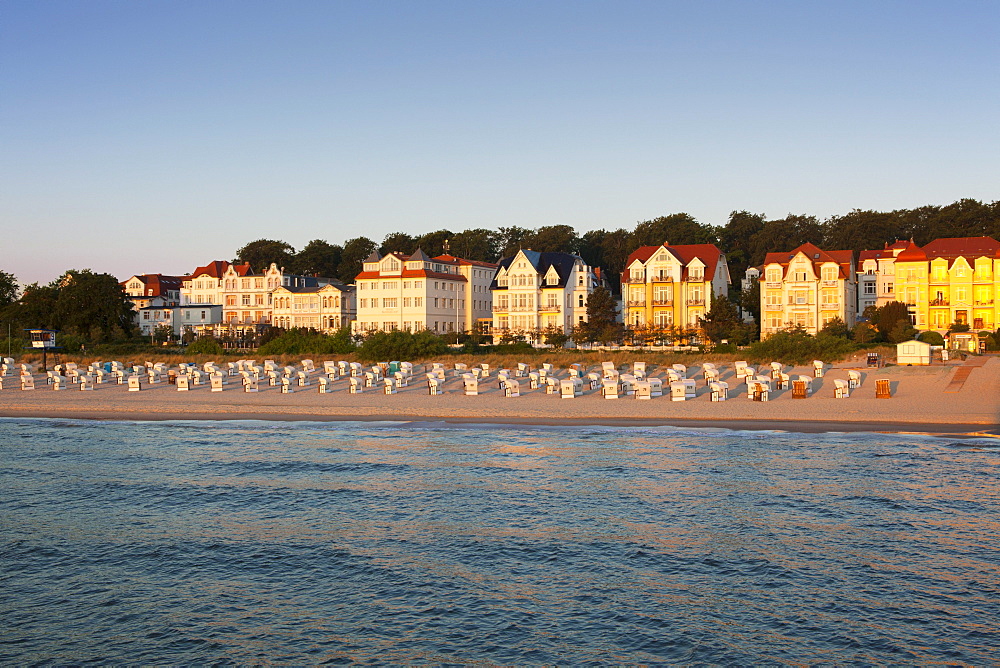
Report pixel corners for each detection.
[1,358,997,435]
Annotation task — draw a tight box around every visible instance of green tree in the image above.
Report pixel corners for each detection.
[53,270,135,341]
[338,237,378,282]
[542,324,570,348]
[575,287,623,344]
[380,232,417,256]
[293,239,342,277]
[819,316,850,339]
[235,239,295,271]
[719,210,765,278]
[739,279,761,325]
[449,228,498,262]
[948,321,971,333]
[524,225,579,254]
[699,294,748,344]
[852,321,878,344]
[0,270,18,306]
[873,301,911,341]
[494,226,532,259]
[629,213,717,248]
[413,229,453,257]
[888,319,918,343]
[747,214,823,267]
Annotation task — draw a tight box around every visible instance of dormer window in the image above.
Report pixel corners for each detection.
[547,275,558,286]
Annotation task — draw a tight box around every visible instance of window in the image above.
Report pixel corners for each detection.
[578,295,584,307]
[864,283,876,295]
[414,297,422,307]
[414,281,423,289]
[403,297,411,307]
[384,298,398,308]
[242,294,251,306]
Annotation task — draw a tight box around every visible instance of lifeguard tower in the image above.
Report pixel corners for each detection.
[25,329,61,371]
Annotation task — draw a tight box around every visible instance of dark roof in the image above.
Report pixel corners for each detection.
[489,250,585,290]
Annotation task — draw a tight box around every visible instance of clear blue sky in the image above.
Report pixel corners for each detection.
[2,0,997,285]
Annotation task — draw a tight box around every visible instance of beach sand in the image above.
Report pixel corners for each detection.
[1,358,997,435]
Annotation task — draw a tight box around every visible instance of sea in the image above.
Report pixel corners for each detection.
[2,417,999,664]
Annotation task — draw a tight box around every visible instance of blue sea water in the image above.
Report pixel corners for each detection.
[1,418,999,664]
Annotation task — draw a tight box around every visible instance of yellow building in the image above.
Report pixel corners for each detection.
[621,243,731,334]
[893,236,1000,332]
[760,243,856,337]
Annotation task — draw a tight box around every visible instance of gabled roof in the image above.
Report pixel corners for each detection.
[120,274,184,295]
[763,243,854,279]
[623,243,725,282]
[364,251,381,263]
[189,260,232,278]
[489,250,585,290]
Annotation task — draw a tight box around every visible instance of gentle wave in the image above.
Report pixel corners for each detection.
[2,418,1000,663]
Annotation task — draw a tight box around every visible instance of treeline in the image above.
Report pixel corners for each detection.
[0,269,136,348]
[235,198,1000,293]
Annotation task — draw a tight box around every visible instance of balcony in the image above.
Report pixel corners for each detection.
[492,305,510,312]
[625,276,645,284]
[764,304,783,311]
[821,280,839,287]
[686,299,704,306]
[765,281,782,289]
[650,274,673,282]
[651,299,673,306]
[539,305,560,312]
[975,300,995,306]
[929,298,949,306]
[626,300,646,307]
[820,302,840,310]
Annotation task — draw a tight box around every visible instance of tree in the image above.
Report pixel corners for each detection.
[235,239,295,272]
[338,237,377,282]
[852,322,878,344]
[524,225,579,254]
[380,232,416,256]
[888,319,918,343]
[449,228,498,262]
[873,301,911,341]
[0,270,17,306]
[819,316,850,339]
[747,214,823,267]
[293,239,342,277]
[494,226,532,259]
[719,210,765,279]
[53,270,135,341]
[542,324,570,348]
[575,287,623,344]
[948,321,971,333]
[629,213,718,248]
[413,229,453,257]
[738,279,761,325]
[700,294,750,345]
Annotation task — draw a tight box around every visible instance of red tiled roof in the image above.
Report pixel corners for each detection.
[763,243,854,279]
[189,261,232,278]
[623,243,724,282]
[921,236,1000,260]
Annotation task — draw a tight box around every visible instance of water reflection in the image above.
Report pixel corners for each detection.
[2,419,999,664]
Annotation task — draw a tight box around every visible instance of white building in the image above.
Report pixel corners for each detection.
[490,249,598,342]
[857,240,911,316]
[272,282,356,332]
[352,249,497,334]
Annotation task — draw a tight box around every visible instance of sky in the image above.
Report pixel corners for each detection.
[2,0,998,286]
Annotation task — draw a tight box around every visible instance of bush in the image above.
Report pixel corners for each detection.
[356,329,448,362]
[712,343,738,354]
[187,337,224,356]
[257,327,356,356]
[749,330,856,365]
[917,330,945,346]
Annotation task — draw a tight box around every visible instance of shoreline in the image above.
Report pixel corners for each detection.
[2,408,997,437]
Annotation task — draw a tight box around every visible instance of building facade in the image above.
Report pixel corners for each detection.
[760,242,857,337]
[857,240,912,315]
[271,282,356,332]
[490,249,598,342]
[621,243,731,333]
[352,249,496,334]
[893,236,1000,332]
